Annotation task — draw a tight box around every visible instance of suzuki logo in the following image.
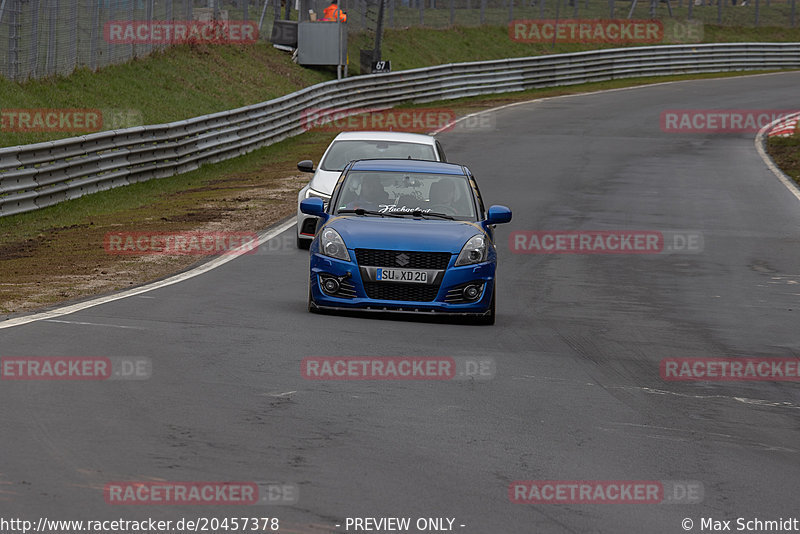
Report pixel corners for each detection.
[396,253,410,266]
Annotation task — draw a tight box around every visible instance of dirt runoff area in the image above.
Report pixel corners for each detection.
[0,156,313,317]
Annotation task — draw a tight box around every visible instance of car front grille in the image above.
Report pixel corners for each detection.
[355,249,451,270]
[363,282,440,302]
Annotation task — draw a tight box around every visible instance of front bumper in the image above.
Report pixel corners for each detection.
[308,252,496,315]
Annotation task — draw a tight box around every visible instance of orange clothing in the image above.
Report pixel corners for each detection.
[322,3,347,21]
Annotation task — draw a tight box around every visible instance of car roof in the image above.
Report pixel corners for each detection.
[332,131,438,145]
[349,158,466,175]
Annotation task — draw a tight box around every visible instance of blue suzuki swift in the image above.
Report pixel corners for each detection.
[299,159,511,324]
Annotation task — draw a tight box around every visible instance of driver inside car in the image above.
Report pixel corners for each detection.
[345,176,390,210]
[428,179,456,210]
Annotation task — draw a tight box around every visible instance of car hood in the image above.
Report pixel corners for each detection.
[327,217,485,254]
[309,170,342,196]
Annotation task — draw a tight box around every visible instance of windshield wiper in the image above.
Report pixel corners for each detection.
[406,210,455,220]
[338,208,405,218]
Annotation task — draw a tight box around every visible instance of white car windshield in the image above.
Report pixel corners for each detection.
[320,140,437,171]
[335,171,476,220]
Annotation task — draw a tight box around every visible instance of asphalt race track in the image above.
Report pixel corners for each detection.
[2,72,800,533]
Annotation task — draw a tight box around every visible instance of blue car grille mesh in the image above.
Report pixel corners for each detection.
[363,282,440,302]
[355,249,451,270]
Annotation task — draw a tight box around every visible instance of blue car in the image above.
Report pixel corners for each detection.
[299,159,512,325]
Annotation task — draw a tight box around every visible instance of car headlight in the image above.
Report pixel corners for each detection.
[455,234,488,266]
[319,227,350,261]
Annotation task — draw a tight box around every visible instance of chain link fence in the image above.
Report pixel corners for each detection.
[0,0,796,81]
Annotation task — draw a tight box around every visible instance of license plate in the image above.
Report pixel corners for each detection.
[376,268,428,283]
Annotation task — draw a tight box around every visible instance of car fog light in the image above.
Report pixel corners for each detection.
[322,277,340,294]
[463,284,481,300]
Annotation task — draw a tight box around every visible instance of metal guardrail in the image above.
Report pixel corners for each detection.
[2,42,799,217]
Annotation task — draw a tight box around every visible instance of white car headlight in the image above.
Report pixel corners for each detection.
[305,188,330,201]
[455,234,488,266]
[320,227,350,261]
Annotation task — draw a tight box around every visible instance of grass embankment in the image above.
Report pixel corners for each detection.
[1,24,799,314]
[767,134,800,185]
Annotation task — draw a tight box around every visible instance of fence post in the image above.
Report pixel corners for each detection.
[754,0,759,25]
[90,0,100,70]
[46,0,56,76]
[687,0,692,19]
[419,0,423,25]
[389,0,394,26]
[449,0,454,25]
[28,0,40,77]
[792,0,796,27]
[609,0,613,17]
[717,0,721,24]
[67,0,77,74]
[480,0,485,24]
[509,0,513,22]
[7,0,19,80]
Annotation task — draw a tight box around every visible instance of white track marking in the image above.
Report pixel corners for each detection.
[0,219,294,330]
[755,111,800,203]
[2,72,797,331]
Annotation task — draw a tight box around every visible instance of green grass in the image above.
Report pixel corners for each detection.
[2,22,800,146]
[768,133,800,184]
[382,2,800,28]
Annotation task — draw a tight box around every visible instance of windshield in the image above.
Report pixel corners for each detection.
[319,140,437,171]
[333,171,477,220]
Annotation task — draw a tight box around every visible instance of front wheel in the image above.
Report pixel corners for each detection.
[308,284,318,313]
[472,289,495,325]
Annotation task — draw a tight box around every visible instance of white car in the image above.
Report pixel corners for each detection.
[295,131,448,248]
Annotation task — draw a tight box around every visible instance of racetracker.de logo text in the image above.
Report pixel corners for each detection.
[509,19,662,43]
[104,20,258,44]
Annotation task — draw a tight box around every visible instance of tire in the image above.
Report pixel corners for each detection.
[308,284,319,313]
[473,289,496,325]
[297,233,311,250]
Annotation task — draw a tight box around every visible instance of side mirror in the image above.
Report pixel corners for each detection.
[297,160,315,173]
[300,197,326,217]
[486,205,512,225]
